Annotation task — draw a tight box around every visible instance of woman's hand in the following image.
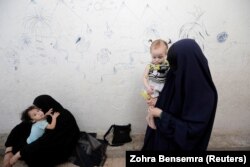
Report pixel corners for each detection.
[148,106,162,117]
[146,98,157,106]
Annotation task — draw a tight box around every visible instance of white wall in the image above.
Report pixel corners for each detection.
[0,0,249,135]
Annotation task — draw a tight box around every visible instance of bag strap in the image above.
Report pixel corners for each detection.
[103,125,124,146]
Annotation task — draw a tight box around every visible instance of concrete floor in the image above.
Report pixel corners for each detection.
[1,133,250,167]
[0,156,126,167]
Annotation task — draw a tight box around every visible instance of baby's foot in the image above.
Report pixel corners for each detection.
[146,115,157,129]
[149,117,157,129]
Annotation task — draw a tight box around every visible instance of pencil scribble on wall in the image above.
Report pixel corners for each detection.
[97,48,111,64]
[76,36,91,56]
[104,22,114,39]
[5,48,20,71]
[23,9,52,38]
[86,24,92,34]
[8,1,236,85]
[20,34,32,47]
[93,0,118,11]
[113,55,135,73]
[217,32,228,43]
[179,7,209,50]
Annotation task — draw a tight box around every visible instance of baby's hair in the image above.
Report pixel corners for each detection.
[21,105,38,122]
[149,39,170,54]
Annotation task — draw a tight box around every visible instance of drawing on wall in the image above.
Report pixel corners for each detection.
[4,48,20,71]
[179,7,209,49]
[97,48,111,65]
[23,9,52,38]
[51,39,70,62]
[20,34,32,48]
[3,0,243,85]
[86,24,92,34]
[112,1,139,25]
[76,36,91,56]
[1,0,250,135]
[75,37,81,44]
[104,22,114,39]
[113,54,135,73]
[145,24,160,38]
[93,0,117,11]
[217,32,228,43]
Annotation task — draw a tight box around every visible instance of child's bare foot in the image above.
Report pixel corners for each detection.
[149,117,157,129]
[3,152,13,167]
[146,115,157,129]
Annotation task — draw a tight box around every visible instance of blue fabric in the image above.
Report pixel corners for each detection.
[27,120,48,144]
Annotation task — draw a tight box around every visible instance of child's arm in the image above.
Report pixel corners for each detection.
[143,65,153,94]
[10,151,21,165]
[46,112,60,129]
[44,108,53,117]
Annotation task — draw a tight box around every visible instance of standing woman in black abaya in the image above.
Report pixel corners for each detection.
[142,39,218,151]
[3,95,80,167]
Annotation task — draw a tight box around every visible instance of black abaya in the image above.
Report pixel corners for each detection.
[142,39,218,151]
[5,95,80,167]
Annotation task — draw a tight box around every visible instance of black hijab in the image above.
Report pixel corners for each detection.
[33,95,64,113]
[143,39,218,151]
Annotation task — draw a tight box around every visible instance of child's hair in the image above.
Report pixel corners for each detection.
[149,39,171,54]
[21,105,38,122]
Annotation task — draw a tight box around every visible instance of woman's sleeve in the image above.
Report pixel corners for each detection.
[5,122,31,148]
[155,112,209,150]
[155,84,216,150]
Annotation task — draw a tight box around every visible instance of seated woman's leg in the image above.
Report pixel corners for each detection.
[3,150,13,167]
[4,121,32,166]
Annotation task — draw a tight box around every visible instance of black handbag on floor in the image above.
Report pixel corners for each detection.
[103,124,132,146]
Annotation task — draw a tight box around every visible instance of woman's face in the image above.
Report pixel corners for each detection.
[28,108,45,122]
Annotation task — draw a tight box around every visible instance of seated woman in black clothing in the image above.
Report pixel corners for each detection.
[3,95,80,167]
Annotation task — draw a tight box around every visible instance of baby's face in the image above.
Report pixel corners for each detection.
[28,108,45,122]
[151,46,167,64]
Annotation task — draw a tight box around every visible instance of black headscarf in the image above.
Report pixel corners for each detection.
[33,95,64,113]
[142,39,218,151]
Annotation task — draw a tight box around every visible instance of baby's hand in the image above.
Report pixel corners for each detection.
[45,108,53,116]
[147,86,154,95]
[52,112,60,119]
